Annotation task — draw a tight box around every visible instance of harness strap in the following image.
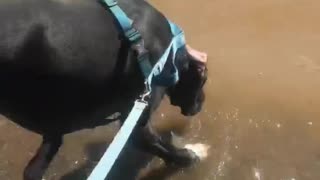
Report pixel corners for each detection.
[101,0,186,89]
[102,0,154,84]
[147,21,186,88]
[103,0,141,42]
[131,41,153,80]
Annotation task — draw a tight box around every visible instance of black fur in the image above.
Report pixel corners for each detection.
[0,0,207,179]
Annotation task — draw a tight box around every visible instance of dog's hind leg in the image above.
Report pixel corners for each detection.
[23,134,63,180]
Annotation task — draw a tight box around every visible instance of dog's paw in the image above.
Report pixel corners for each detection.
[184,143,210,161]
[165,148,199,167]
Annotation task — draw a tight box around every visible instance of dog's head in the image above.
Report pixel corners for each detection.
[167,45,208,116]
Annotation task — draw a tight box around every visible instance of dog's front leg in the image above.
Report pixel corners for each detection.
[132,87,199,167]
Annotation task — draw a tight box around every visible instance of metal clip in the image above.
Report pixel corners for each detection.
[139,81,151,103]
[140,91,151,103]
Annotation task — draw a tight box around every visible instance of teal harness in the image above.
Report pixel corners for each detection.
[87,0,186,179]
[104,0,186,90]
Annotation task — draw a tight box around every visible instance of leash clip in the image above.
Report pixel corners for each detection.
[139,81,151,103]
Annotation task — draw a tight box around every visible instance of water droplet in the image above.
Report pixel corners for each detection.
[161,113,164,118]
[308,122,313,126]
[75,161,78,165]
[235,145,239,149]
[276,123,281,128]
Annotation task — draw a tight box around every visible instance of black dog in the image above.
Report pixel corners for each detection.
[0,0,208,179]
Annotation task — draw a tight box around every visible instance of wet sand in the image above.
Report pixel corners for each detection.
[1,0,320,179]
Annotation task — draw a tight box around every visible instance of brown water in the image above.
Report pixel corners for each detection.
[1,0,320,179]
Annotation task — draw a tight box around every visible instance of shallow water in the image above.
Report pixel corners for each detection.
[1,0,320,179]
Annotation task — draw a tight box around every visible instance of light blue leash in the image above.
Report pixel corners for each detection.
[87,0,186,179]
[87,100,147,180]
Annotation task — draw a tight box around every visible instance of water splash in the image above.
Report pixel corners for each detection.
[252,167,262,180]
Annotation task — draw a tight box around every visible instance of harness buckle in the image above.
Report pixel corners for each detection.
[104,0,118,7]
[125,28,141,43]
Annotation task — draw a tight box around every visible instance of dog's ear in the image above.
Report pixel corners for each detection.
[175,47,190,71]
